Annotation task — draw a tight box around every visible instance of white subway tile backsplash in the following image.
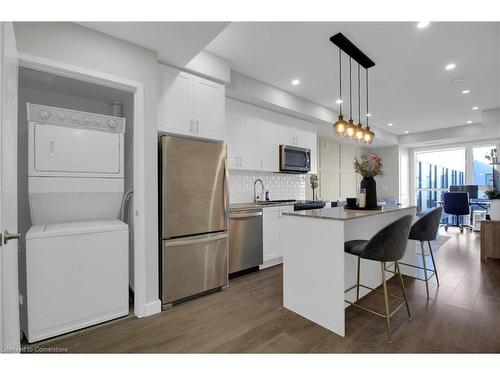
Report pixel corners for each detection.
[229,170,306,203]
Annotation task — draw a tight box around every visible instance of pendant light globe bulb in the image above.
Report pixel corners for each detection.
[355,123,365,141]
[333,115,348,135]
[345,119,356,138]
[363,126,372,144]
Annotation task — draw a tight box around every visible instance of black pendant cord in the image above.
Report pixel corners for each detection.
[338,47,343,116]
[349,57,352,121]
[366,68,369,128]
[357,64,361,124]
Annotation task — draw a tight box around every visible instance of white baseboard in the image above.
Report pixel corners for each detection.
[259,257,283,270]
[143,299,162,317]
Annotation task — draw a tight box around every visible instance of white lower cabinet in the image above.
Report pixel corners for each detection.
[261,205,294,268]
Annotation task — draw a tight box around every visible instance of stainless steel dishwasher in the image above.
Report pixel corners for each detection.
[228,208,263,274]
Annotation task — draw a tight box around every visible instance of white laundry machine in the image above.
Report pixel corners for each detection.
[23,103,129,343]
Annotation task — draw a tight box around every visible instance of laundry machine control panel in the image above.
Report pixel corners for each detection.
[28,103,126,133]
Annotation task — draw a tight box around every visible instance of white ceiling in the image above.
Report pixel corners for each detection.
[79,22,230,67]
[206,22,500,135]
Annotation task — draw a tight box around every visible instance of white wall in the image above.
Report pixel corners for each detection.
[372,145,400,201]
[13,22,160,309]
[183,50,230,83]
[399,147,410,206]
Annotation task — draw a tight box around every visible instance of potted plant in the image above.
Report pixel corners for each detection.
[485,187,500,221]
[353,154,384,208]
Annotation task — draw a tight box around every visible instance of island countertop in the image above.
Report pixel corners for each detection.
[282,205,416,221]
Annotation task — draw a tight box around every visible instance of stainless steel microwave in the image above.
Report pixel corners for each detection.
[279,145,311,173]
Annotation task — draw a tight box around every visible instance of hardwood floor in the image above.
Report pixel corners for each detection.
[26,229,500,353]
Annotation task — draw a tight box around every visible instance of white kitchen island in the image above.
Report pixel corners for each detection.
[280,205,417,337]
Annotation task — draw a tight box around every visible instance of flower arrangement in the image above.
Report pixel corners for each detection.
[353,154,384,178]
[310,174,319,201]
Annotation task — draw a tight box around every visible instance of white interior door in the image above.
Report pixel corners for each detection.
[0,22,20,353]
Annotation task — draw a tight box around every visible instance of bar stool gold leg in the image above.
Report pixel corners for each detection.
[356,256,361,301]
[381,262,392,343]
[420,241,430,299]
[396,262,411,320]
[428,241,440,287]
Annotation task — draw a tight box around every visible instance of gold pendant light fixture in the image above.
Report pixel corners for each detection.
[330,32,375,144]
[345,57,358,139]
[362,68,375,144]
[333,47,348,135]
[355,64,366,141]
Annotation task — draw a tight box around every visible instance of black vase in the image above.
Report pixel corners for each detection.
[360,177,377,208]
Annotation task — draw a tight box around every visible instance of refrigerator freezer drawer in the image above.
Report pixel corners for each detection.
[161,232,228,307]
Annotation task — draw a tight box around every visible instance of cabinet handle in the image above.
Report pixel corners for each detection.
[196,120,199,133]
[260,160,263,169]
[239,157,243,167]
[190,120,194,132]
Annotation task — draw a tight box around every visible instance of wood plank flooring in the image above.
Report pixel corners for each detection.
[25,229,500,353]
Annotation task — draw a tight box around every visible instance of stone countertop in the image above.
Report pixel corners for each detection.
[228,201,296,211]
[282,205,417,221]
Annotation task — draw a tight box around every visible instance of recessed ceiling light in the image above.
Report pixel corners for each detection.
[336,99,343,104]
[387,123,393,127]
[291,79,300,86]
[404,130,409,134]
[462,89,470,94]
[366,113,372,117]
[472,106,479,110]
[417,21,430,29]
[445,63,456,70]
[467,120,472,124]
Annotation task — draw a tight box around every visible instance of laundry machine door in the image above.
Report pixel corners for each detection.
[31,123,122,177]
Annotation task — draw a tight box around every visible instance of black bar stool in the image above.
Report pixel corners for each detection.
[387,207,443,299]
[344,215,413,343]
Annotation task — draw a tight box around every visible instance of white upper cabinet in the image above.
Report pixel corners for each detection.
[258,109,279,171]
[225,98,317,173]
[237,102,260,170]
[193,76,225,141]
[225,98,239,169]
[157,64,225,141]
[157,66,193,136]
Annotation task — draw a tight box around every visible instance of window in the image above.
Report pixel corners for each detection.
[415,148,466,212]
[472,145,495,198]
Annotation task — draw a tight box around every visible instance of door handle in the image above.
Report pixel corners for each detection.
[165,232,227,247]
[3,230,21,245]
[228,211,263,219]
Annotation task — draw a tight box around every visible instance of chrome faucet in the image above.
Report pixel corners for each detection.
[254,179,265,203]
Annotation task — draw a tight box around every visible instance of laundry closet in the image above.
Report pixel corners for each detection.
[17,68,135,343]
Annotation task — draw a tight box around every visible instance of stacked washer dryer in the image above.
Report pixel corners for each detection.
[22,103,129,343]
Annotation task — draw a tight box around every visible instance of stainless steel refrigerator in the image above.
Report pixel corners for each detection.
[159,136,228,309]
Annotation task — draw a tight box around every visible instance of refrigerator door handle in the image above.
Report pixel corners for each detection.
[224,151,229,218]
[165,233,228,247]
